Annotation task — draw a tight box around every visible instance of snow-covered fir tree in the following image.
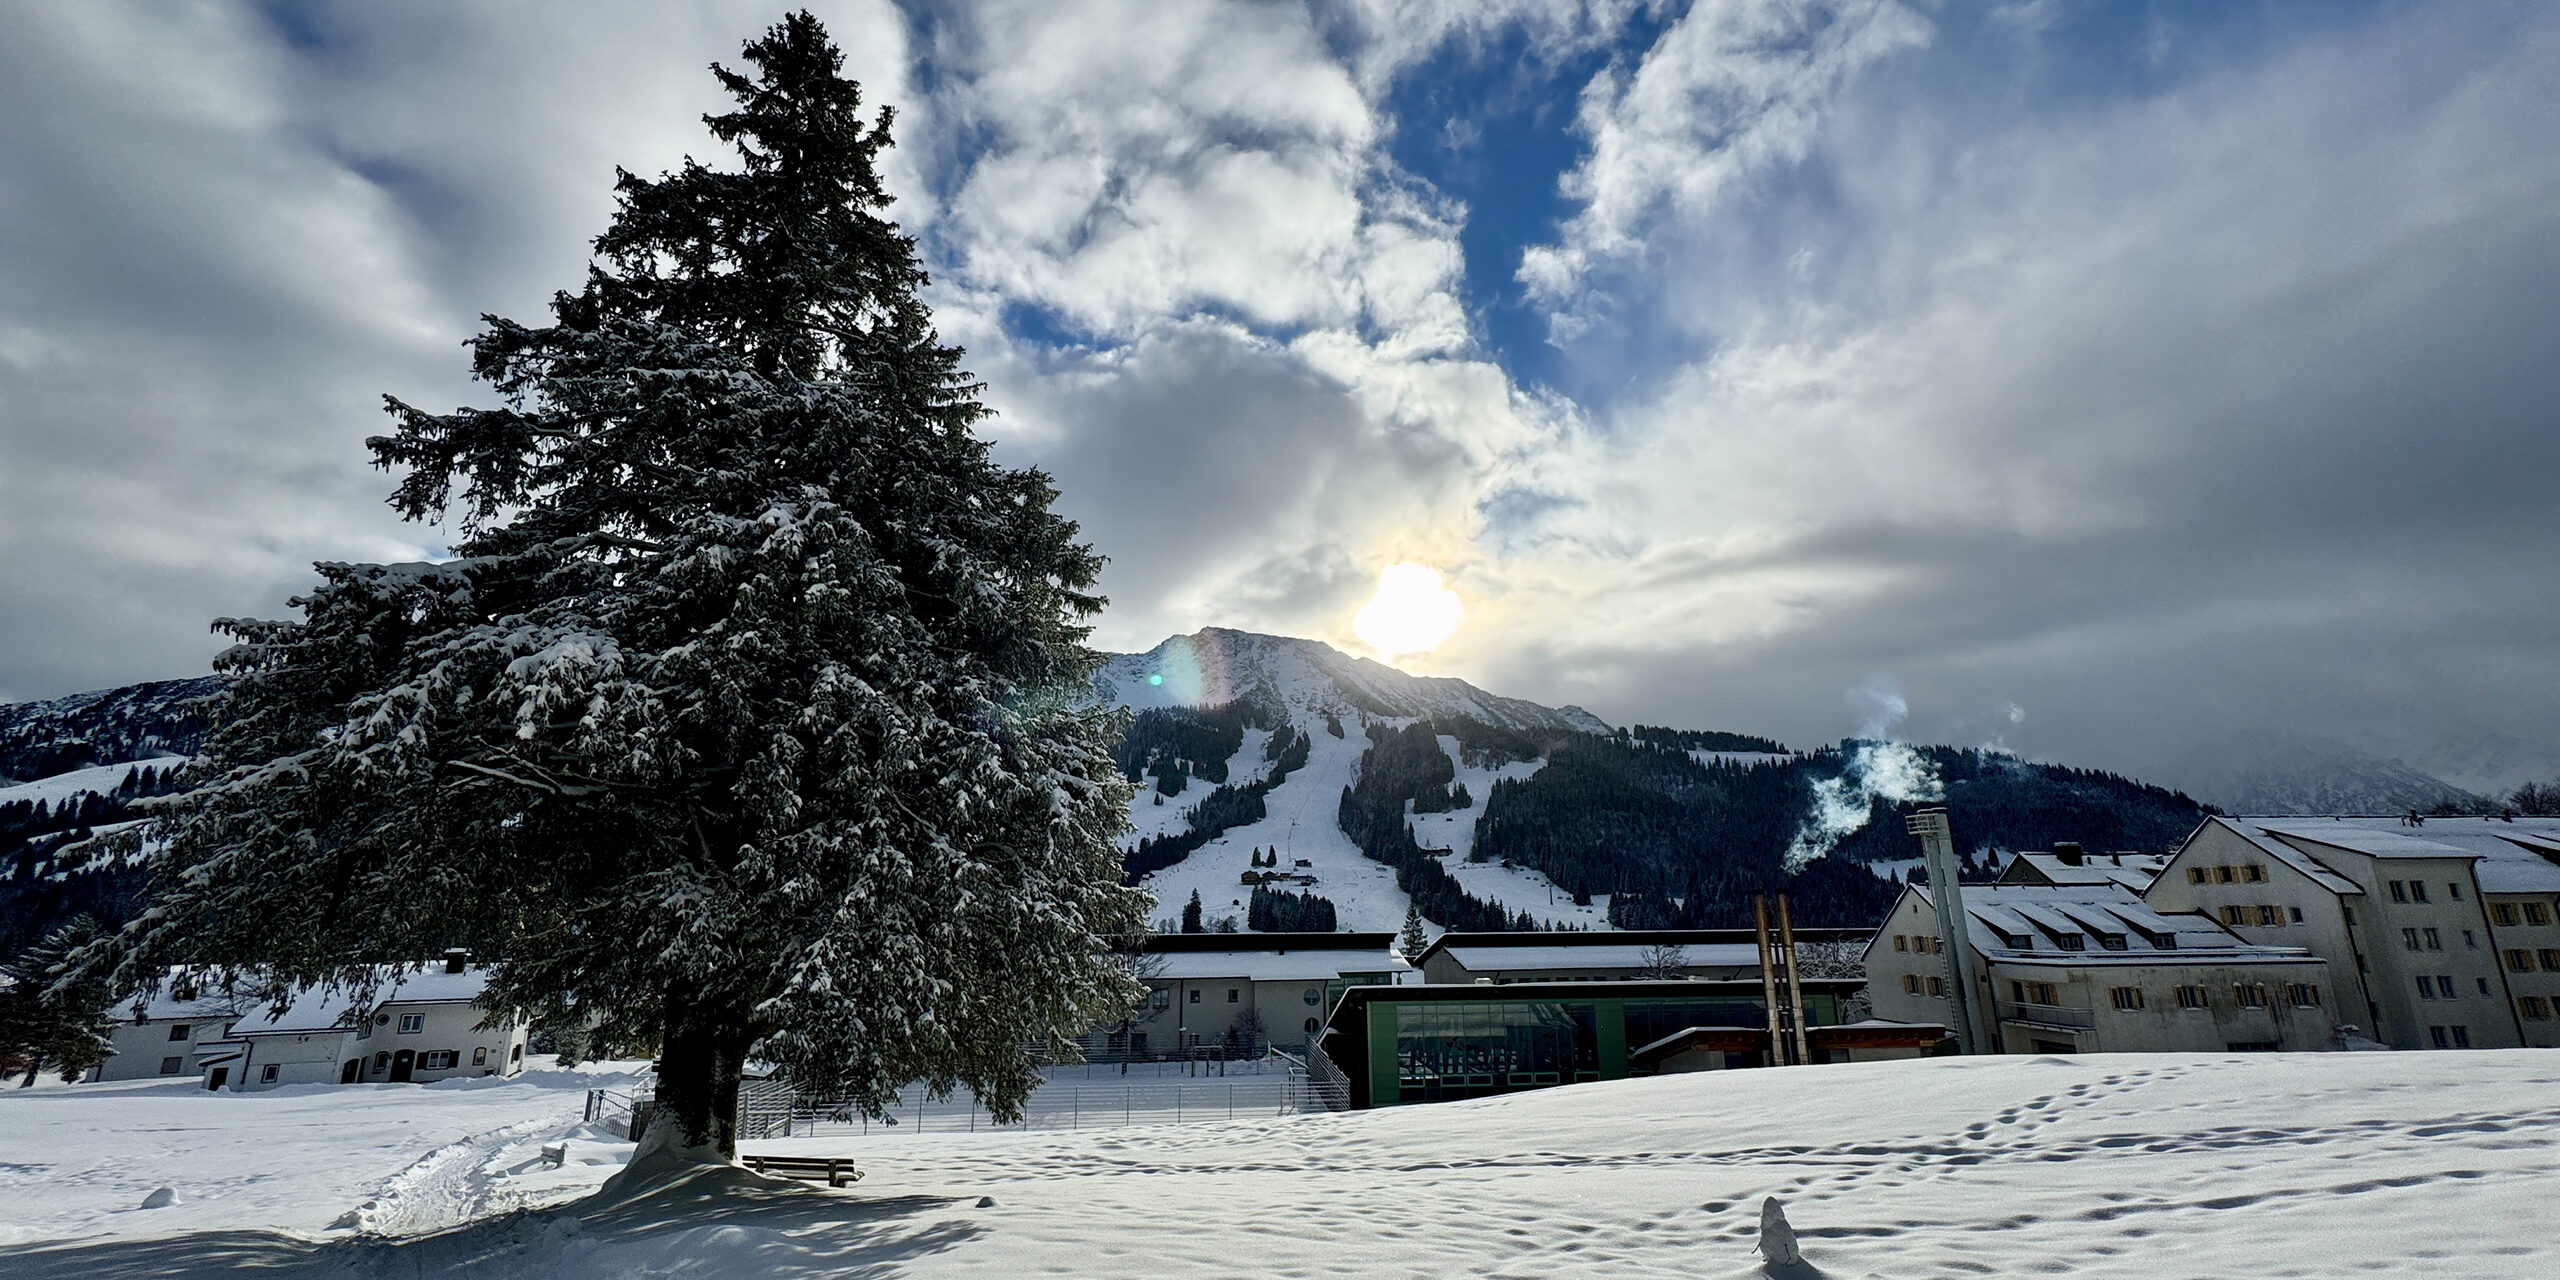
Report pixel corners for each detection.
[69,12,1144,1162]
[1399,905,1429,967]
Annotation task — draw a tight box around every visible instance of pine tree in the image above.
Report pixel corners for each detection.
[1398,905,1429,967]
[1181,890,1204,934]
[65,14,1143,1166]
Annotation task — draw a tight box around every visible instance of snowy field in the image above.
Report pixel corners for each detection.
[4,1050,2555,1278]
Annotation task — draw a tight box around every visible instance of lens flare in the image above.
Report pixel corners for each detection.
[1353,562,1463,659]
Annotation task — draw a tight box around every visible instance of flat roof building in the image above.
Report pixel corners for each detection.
[1414,927,1870,986]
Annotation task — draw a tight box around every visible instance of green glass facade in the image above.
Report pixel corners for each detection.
[1336,984,1851,1107]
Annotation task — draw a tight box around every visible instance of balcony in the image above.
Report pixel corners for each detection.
[2000,1002,2096,1031]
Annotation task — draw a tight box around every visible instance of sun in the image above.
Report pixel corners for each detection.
[1353,562,1463,659]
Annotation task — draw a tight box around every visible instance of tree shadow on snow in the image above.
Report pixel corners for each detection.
[0,1172,984,1279]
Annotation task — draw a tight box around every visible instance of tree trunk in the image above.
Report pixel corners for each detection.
[650,994,752,1162]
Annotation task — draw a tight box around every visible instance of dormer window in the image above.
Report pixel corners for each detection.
[2055,935,2086,951]
[2098,935,2129,951]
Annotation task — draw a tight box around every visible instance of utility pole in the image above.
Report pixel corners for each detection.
[1906,808,1983,1055]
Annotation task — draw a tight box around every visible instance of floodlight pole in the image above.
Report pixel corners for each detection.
[1906,808,1984,1055]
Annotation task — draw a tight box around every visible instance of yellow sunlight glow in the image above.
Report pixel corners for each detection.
[1353,562,1463,659]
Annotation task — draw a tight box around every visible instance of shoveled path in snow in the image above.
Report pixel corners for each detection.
[5,1050,2555,1277]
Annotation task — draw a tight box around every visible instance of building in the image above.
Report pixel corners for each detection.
[1414,927,1869,985]
[1866,879,2337,1054]
[1085,932,1404,1061]
[1995,843,2169,893]
[2150,816,2560,1049]
[1314,978,1940,1109]
[91,954,529,1090]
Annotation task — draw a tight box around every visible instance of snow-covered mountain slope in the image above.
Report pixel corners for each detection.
[0,676,217,785]
[1097,627,1608,735]
[1096,629,1614,934]
[2155,731,2494,816]
[0,756,189,809]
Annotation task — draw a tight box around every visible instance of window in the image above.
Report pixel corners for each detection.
[2507,949,2535,972]
[1902,974,1923,994]
[2402,928,2423,951]
[2256,906,2282,926]
[2098,935,2128,951]
[472,1046,488,1066]
[1187,989,1201,1005]
[397,1013,424,1033]
[2521,996,2552,1021]
[260,1064,279,1083]
[2477,977,2491,996]
[2290,907,2304,923]
[2225,1041,2279,1052]
[2424,928,2443,951]
[168,1024,190,1042]
[2286,983,2322,1008]
[420,1050,458,1070]
[2056,934,2086,951]
[2243,864,2267,883]
[2187,867,2209,884]
[2389,881,2408,903]
[1226,988,1239,1004]
[2175,986,2208,1010]
[159,1056,183,1075]
[2216,866,2237,883]
[1926,976,1946,997]
[2429,1025,2451,1049]
[2109,987,2145,1010]
[2451,1025,2472,1049]
[2542,949,2560,970]
[1151,990,1170,1010]
[2222,905,2249,926]
[2410,882,2431,904]
[2462,930,2477,949]
[2417,976,2438,999]
[2493,903,2519,926]
[2528,903,2552,926]
[2447,883,2461,901]
[2233,984,2268,1008]
[2011,980,2058,1005]
[1893,934,1908,952]
[1303,988,1321,1006]
[2343,905,2357,925]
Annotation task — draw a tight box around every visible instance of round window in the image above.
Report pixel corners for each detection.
[1303,1017,1320,1035]
[1302,988,1320,1006]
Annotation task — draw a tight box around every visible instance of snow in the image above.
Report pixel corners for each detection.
[0,755,188,807]
[5,1050,2557,1277]
[1437,942,1766,972]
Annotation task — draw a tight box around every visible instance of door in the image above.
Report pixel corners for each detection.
[205,1067,228,1091]
[340,1058,362,1084]
[390,1050,414,1083]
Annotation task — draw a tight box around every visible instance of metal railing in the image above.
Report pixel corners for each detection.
[2000,1001,2096,1030]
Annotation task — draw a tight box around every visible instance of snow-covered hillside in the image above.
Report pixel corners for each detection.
[5,1051,2553,1277]
[0,755,187,809]
[1097,629,1615,934]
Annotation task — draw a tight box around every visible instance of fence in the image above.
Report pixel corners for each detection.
[753,1056,1320,1139]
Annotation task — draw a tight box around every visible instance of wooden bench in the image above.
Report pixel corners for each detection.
[740,1154,864,1187]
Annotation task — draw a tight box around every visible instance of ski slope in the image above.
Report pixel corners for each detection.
[4,1050,2553,1277]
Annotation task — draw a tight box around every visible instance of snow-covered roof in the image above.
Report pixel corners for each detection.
[1910,883,2308,963]
[1147,950,1404,982]
[2199,819,2366,895]
[2001,852,2167,892]
[241,966,492,1035]
[1439,943,1767,973]
[2250,815,2560,895]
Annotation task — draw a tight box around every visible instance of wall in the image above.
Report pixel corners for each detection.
[1987,957,2334,1053]
[2486,893,2560,1048]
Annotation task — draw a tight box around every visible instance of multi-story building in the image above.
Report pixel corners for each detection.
[1414,927,1869,985]
[91,954,529,1090]
[1865,879,2336,1054]
[1085,932,1404,1061]
[2148,817,2548,1049]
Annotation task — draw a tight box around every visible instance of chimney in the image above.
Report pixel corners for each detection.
[443,948,470,975]
[2053,842,2083,866]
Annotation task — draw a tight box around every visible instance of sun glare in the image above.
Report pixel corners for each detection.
[1353,562,1463,659]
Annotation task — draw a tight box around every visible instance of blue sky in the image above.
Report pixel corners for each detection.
[2,0,2557,796]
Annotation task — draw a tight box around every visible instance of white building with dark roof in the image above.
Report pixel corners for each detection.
[2150,816,2560,1049]
[1084,933,1406,1061]
[1995,843,2171,894]
[1865,878,2336,1055]
[1415,928,1871,986]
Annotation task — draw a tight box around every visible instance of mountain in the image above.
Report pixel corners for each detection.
[1096,628,1609,736]
[0,676,220,785]
[2152,732,2494,816]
